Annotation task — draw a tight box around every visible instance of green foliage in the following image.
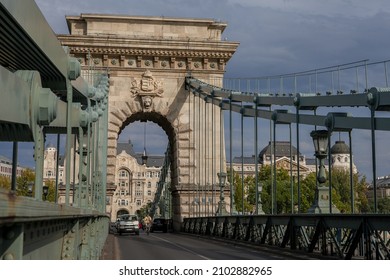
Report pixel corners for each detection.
[2,168,58,202]
[377,198,390,214]
[137,202,152,219]
[16,168,35,196]
[230,165,297,214]
[0,175,11,190]
[259,165,297,214]
[229,164,370,215]
[231,171,255,213]
[44,180,57,202]
[329,169,369,213]
[299,172,317,212]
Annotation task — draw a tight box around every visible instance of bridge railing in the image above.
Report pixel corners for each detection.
[0,0,109,259]
[182,214,390,260]
[186,72,390,215]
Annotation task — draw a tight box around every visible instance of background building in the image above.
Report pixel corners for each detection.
[107,140,164,221]
[330,140,357,173]
[43,144,65,185]
[0,155,27,179]
[228,140,356,179]
[42,139,361,219]
[228,141,311,179]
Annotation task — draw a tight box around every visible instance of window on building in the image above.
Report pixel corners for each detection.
[147,182,151,188]
[135,187,143,197]
[136,200,141,206]
[147,190,152,196]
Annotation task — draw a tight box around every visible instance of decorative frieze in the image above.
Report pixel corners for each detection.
[70,48,229,72]
[68,46,234,59]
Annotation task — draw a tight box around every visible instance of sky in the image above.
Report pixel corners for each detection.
[2,0,390,181]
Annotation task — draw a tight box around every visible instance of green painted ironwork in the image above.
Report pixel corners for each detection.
[149,144,171,218]
[183,214,390,260]
[0,0,110,259]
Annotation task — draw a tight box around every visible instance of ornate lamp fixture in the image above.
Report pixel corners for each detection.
[27,182,34,197]
[42,185,49,201]
[216,172,228,216]
[141,121,148,165]
[308,130,339,213]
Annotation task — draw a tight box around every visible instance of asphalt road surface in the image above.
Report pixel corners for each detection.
[109,230,308,260]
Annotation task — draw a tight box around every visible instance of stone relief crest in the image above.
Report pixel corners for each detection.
[130,70,164,112]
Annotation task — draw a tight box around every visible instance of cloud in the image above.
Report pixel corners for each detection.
[226,0,390,19]
[2,0,389,181]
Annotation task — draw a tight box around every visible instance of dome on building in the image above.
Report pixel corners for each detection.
[330,141,350,154]
[258,141,304,164]
[330,140,358,173]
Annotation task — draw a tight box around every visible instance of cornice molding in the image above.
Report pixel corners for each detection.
[67,46,234,59]
[58,30,238,72]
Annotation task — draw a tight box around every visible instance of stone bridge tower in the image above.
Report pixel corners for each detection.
[58,14,238,228]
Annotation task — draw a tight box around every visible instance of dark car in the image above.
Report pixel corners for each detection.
[150,218,168,233]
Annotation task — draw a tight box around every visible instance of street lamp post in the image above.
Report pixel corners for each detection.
[141,120,148,166]
[43,185,49,201]
[141,148,148,165]
[216,172,228,216]
[308,130,339,213]
[27,182,34,197]
[257,182,265,214]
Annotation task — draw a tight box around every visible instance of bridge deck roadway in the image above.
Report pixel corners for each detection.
[101,228,336,260]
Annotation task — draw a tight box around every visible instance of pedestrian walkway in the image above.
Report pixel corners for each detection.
[100,232,118,260]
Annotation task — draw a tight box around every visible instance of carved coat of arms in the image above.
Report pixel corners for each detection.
[130,70,164,112]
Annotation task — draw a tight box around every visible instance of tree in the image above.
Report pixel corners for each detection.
[299,172,317,212]
[228,165,370,215]
[44,180,57,202]
[328,169,369,213]
[231,165,299,214]
[0,175,11,190]
[300,168,369,213]
[258,165,297,214]
[137,202,152,220]
[229,170,254,214]
[377,197,390,214]
[16,168,35,196]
